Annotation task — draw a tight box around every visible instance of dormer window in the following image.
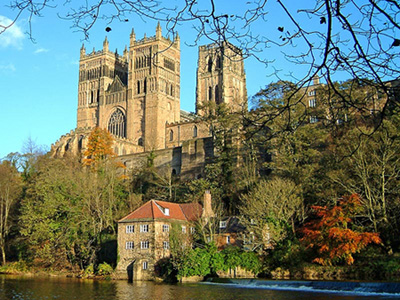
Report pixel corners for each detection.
[164,208,170,216]
[219,221,227,229]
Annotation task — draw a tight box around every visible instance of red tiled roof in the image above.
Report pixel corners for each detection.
[119,200,203,222]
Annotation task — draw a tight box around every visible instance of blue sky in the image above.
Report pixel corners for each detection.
[0,3,283,159]
[1,1,378,159]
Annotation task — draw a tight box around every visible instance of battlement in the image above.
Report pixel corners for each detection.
[81,48,128,63]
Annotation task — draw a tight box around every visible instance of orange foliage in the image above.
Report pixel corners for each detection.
[83,127,117,167]
[300,194,382,266]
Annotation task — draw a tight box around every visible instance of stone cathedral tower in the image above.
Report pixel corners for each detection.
[196,42,247,116]
[52,27,247,179]
[128,23,181,150]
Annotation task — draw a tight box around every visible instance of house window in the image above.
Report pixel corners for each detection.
[219,221,227,229]
[163,224,169,232]
[310,116,318,123]
[126,225,134,233]
[190,227,195,234]
[140,224,149,233]
[182,225,186,233]
[309,99,316,108]
[226,236,231,244]
[140,241,149,249]
[163,241,170,249]
[126,241,134,249]
[308,90,316,96]
[143,261,148,270]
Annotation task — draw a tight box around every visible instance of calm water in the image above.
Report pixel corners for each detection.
[0,275,399,300]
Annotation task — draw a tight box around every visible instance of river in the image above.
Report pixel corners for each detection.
[1,275,399,299]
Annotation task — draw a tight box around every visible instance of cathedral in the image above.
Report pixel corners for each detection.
[51,23,247,178]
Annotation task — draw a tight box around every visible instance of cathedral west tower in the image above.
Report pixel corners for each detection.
[128,23,181,151]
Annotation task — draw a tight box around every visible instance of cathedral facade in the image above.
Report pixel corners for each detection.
[52,24,247,178]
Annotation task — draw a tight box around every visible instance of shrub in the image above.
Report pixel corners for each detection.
[84,264,94,276]
[97,262,113,276]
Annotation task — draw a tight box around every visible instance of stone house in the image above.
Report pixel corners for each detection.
[214,216,246,250]
[116,191,215,280]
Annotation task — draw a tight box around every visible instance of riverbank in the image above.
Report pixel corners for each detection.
[270,263,400,282]
[2,256,400,283]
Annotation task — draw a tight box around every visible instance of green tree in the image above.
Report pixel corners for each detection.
[0,161,22,264]
[239,178,302,250]
[329,117,400,251]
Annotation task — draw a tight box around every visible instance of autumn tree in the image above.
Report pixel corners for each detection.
[0,161,22,265]
[83,127,116,169]
[301,194,382,266]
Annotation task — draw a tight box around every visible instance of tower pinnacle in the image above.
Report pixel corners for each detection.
[156,22,162,39]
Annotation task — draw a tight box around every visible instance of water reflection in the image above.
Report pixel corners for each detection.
[0,275,393,300]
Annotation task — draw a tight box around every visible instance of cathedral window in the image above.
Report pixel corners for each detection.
[108,108,126,138]
[215,85,220,104]
[78,135,84,150]
[193,126,198,138]
[144,78,147,94]
[216,55,222,69]
[208,86,212,101]
[137,80,141,94]
[208,57,213,72]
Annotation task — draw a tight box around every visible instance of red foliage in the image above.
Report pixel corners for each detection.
[300,194,382,266]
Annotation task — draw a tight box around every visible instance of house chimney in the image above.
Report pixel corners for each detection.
[313,75,320,86]
[202,190,214,218]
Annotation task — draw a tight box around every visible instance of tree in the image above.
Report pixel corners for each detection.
[239,178,302,250]
[300,194,382,266]
[328,117,400,251]
[20,150,130,269]
[0,161,22,264]
[83,127,116,168]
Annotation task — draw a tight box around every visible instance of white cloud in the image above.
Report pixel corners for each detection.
[0,63,16,72]
[34,48,49,54]
[0,15,24,49]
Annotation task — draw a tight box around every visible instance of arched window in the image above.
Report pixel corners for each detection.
[208,86,212,101]
[215,85,220,104]
[169,130,174,141]
[193,125,198,138]
[216,55,222,69]
[108,108,126,138]
[208,57,213,72]
[138,137,143,146]
[78,135,84,150]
